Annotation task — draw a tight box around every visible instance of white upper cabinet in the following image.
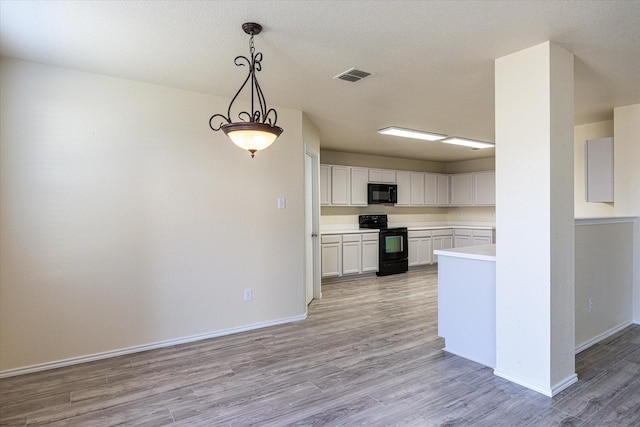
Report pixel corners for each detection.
[320,164,331,206]
[450,173,474,206]
[424,173,438,205]
[395,171,411,206]
[473,171,496,205]
[585,137,614,203]
[437,174,450,206]
[331,165,350,205]
[350,167,369,206]
[410,172,425,205]
[320,163,493,207]
[369,169,396,183]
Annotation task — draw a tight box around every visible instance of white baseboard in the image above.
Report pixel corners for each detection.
[0,314,307,379]
[494,369,577,397]
[575,321,633,354]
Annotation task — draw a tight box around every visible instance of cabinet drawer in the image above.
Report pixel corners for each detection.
[342,234,362,243]
[408,230,431,238]
[321,235,342,244]
[454,229,472,236]
[473,230,493,237]
[361,233,379,241]
[432,229,453,237]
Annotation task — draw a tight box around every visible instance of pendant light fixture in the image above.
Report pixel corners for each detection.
[209,22,283,158]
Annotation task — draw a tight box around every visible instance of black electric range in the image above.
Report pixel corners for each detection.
[359,215,408,276]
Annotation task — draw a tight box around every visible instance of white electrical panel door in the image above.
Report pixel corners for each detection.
[585,137,614,203]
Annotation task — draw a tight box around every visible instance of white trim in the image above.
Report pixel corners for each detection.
[304,143,322,302]
[551,374,580,396]
[575,216,637,226]
[0,314,307,379]
[575,321,633,354]
[493,369,578,397]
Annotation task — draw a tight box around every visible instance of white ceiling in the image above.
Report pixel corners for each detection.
[1,0,639,162]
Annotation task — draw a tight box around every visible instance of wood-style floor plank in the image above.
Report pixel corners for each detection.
[1,267,639,426]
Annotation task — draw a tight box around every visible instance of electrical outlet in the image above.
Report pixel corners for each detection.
[244,288,252,301]
[588,298,594,312]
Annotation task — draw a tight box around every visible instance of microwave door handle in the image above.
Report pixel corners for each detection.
[389,187,395,201]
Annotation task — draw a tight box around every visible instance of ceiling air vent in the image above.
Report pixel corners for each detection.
[333,67,372,83]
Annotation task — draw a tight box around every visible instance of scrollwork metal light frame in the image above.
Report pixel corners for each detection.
[209,22,283,158]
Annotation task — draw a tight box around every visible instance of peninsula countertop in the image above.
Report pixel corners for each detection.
[434,244,496,262]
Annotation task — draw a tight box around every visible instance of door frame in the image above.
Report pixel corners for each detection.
[304,144,322,304]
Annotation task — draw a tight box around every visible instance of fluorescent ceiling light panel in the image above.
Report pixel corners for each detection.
[441,137,495,149]
[378,127,446,141]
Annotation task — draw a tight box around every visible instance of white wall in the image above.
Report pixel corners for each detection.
[575,219,634,350]
[0,59,306,373]
[573,104,640,323]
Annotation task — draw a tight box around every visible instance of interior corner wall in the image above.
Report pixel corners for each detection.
[612,104,640,323]
[0,58,306,373]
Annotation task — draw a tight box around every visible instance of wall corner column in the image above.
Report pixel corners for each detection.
[494,41,577,396]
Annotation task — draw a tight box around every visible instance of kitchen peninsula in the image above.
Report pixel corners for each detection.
[435,244,496,368]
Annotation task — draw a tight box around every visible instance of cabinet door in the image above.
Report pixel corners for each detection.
[424,173,437,205]
[321,243,341,278]
[472,236,492,246]
[331,166,350,205]
[369,169,396,184]
[410,172,425,205]
[395,171,411,206]
[450,173,474,206]
[437,174,450,206]
[350,167,369,206]
[342,241,361,275]
[473,171,496,206]
[361,239,379,273]
[381,169,396,183]
[408,238,421,266]
[320,165,331,205]
[454,236,472,248]
[432,236,453,264]
[418,238,432,264]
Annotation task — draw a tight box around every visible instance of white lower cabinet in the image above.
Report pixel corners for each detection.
[408,230,432,266]
[432,229,454,264]
[321,232,379,278]
[471,229,493,246]
[453,229,473,248]
[361,234,379,273]
[342,234,362,275]
[321,235,342,278]
[454,228,494,248]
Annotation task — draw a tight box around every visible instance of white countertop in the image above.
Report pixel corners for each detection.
[321,223,495,235]
[322,228,380,235]
[434,244,496,262]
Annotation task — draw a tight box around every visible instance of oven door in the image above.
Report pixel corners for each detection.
[379,228,408,261]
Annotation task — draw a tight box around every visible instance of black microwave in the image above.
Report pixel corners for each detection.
[367,183,398,204]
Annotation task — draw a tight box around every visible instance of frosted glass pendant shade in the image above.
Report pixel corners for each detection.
[222,122,283,157]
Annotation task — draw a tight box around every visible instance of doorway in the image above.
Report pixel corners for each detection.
[304,145,321,306]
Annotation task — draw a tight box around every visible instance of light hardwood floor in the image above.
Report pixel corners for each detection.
[1,267,639,426]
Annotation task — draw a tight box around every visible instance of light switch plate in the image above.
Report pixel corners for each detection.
[277,197,286,209]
